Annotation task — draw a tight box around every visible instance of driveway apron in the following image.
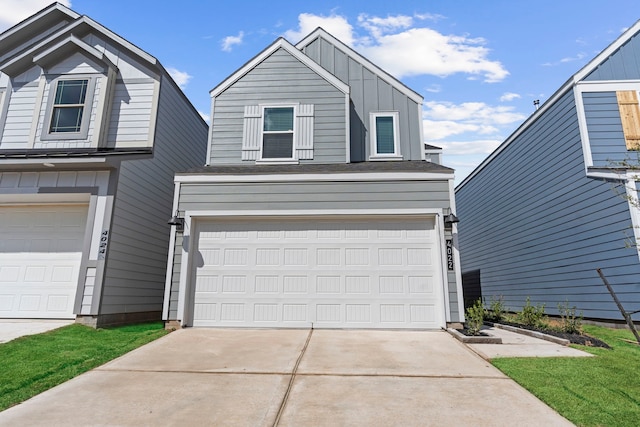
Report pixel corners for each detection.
[0,329,573,427]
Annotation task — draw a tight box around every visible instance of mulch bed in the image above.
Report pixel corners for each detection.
[495,320,611,349]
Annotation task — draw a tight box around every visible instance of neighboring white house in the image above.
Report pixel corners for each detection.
[0,3,208,326]
[456,19,640,322]
[163,28,464,329]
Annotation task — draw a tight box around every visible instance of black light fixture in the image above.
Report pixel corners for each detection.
[444,212,460,227]
[167,211,184,231]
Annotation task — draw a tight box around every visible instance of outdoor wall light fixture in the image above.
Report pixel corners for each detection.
[167,211,184,231]
[444,212,460,227]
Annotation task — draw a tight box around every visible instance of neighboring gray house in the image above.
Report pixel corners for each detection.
[456,20,640,322]
[0,3,208,326]
[163,28,463,329]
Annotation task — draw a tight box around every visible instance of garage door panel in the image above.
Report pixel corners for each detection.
[0,205,87,319]
[192,217,443,329]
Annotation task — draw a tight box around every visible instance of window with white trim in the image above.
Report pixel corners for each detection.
[262,106,294,159]
[42,76,95,140]
[242,104,314,162]
[370,111,401,159]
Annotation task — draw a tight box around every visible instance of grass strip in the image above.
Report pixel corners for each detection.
[492,324,640,427]
[0,322,168,411]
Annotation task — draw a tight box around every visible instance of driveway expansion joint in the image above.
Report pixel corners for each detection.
[272,327,314,427]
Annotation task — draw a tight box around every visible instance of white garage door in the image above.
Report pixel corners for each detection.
[0,205,88,319]
[191,216,444,329]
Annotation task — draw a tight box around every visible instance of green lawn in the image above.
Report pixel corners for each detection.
[492,324,640,427]
[0,322,169,412]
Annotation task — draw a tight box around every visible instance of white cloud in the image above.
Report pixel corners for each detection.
[0,0,71,32]
[166,67,192,89]
[424,101,525,126]
[221,31,244,52]
[284,13,354,45]
[285,12,508,82]
[423,119,497,140]
[358,28,508,82]
[500,92,521,102]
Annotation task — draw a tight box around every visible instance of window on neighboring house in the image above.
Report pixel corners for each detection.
[262,107,294,159]
[370,112,401,158]
[42,77,95,140]
[617,90,640,150]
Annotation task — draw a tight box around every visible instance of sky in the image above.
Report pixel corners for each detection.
[1,0,639,184]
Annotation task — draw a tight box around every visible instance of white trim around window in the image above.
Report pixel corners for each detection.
[41,74,97,141]
[369,111,402,160]
[257,104,298,163]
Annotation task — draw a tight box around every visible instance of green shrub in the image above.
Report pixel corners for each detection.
[558,300,583,334]
[465,298,485,335]
[486,295,507,322]
[517,297,547,328]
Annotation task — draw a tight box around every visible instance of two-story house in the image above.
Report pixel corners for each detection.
[456,20,640,323]
[163,29,463,329]
[0,3,208,326]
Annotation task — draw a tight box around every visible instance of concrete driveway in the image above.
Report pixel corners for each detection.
[0,328,573,426]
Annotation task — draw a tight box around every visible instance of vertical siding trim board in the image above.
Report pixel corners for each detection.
[448,177,465,321]
[625,177,640,262]
[574,81,640,172]
[162,181,181,320]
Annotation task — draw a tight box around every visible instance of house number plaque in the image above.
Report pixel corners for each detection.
[446,239,454,271]
[98,229,109,260]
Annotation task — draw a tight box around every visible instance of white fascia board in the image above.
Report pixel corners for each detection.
[573,19,640,83]
[456,77,573,191]
[456,20,640,193]
[209,38,350,98]
[75,17,158,66]
[0,3,79,45]
[186,208,442,217]
[296,28,424,105]
[32,34,117,71]
[175,171,454,183]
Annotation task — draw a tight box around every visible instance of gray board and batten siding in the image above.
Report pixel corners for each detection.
[101,74,208,319]
[300,34,423,162]
[166,162,462,322]
[456,89,640,321]
[208,47,347,165]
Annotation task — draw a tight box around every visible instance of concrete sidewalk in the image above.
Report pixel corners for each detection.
[0,328,574,426]
[0,319,73,343]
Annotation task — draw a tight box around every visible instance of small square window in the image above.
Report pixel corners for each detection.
[262,107,294,159]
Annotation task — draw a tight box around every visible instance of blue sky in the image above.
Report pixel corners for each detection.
[1,0,639,183]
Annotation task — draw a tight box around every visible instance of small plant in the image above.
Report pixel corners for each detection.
[517,297,548,328]
[465,298,485,335]
[558,300,583,334]
[486,295,507,322]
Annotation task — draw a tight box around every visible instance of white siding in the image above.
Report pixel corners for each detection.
[0,82,38,149]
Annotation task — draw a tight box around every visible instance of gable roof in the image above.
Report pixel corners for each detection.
[296,27,424,105]
[456,19,640,191]
[209,36,349,98]
[0,2,158,76]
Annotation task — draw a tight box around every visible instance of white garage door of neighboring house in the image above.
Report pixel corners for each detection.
[0,204,88,319]
[191,216,444,329]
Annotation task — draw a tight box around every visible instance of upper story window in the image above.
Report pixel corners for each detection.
[42,76,96,141]
[370,111,401,159]
[262,107,294,159]
[50,79,88,133]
